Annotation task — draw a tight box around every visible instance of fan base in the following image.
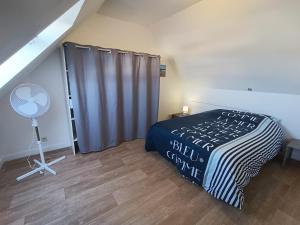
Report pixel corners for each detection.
[16,156,66,181]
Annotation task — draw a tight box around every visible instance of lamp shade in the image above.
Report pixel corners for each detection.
[182,105,189,114]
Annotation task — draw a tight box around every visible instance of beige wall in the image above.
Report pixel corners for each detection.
[65,13,183,120]
[66,14,159,54]
[0,49,73,164]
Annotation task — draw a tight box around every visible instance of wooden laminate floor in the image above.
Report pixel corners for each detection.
[0,139,300,225]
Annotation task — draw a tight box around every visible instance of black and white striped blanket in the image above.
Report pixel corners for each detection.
[145,109,283,209]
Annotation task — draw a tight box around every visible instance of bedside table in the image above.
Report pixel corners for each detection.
[282,139,300,166]
[170,113,190,119]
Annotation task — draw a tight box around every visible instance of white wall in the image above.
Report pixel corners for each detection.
[151,0,300,94]
[65,13,183,120]
[0,49,72,165]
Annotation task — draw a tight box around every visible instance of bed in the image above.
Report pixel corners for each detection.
[145,109,283,209]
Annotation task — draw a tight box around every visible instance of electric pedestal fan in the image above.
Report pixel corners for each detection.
[10,83,66,181]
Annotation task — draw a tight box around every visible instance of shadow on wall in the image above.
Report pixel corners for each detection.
[158,56,183,121]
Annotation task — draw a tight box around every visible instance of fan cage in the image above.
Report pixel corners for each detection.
[10,83,50,118]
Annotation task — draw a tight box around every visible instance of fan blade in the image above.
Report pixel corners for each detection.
[18,102,38,116]
[15,87,32,100]
[33,93,48,106]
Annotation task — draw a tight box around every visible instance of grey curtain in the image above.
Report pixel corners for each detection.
[64,42,160,153]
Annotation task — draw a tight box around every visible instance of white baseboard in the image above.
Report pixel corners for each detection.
[1,143,72,164]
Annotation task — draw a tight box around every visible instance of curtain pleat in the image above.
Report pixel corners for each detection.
[64,42,160,153]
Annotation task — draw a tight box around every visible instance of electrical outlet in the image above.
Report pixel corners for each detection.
[41,137,48,142]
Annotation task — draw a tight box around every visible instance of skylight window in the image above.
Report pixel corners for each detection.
[0,0,85,89]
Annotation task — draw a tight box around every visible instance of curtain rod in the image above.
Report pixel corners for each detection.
[117,50,158,57]
[63,43,160,58]
[73,45,111,52]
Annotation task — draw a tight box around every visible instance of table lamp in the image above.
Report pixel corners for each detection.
[182,105,189,114]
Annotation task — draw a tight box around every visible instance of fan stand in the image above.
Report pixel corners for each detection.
[16,119,66,181]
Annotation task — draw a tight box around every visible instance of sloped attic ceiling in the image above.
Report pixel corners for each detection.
[0,0,85,94]
[0,0,78,65]
[0,0,106,97]
[98,0,202,25]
